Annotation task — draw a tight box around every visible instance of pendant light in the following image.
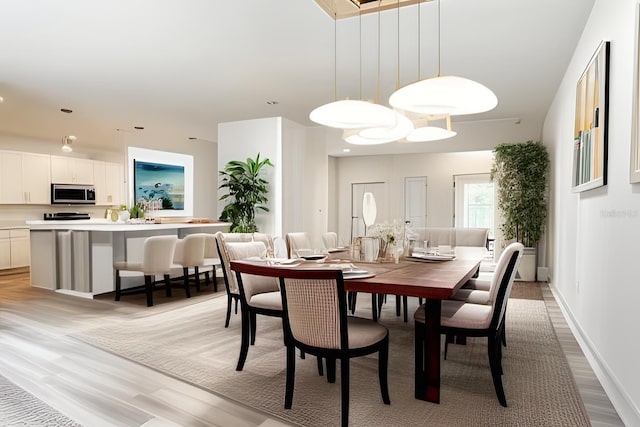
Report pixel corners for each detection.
[389,0,498,116]
[310,3,396,130]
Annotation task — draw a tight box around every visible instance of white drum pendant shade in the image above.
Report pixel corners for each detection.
[309,99,398,129]
[362,192,377,226]
[389,75,498,116]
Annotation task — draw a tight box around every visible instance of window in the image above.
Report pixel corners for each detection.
[454,174,494,236]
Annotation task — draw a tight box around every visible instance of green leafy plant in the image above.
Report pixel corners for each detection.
[219,153,274,233]
[491,141,550,247]
[129,203,145,219]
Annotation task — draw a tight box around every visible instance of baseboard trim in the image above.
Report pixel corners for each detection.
[549,285,640,426]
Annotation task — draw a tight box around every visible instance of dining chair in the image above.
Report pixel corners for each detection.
[225,241,282,371]
[113,235,178,307]
[232,263,390,427]
[413,242,524,407]
[171,233,207,298]
[321,231,338,249]
[285,232,311,258]
[214,232,275,328]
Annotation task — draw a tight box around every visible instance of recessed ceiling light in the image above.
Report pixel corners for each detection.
[188,137,197,140]
[60,108,73,113]
[0,96,4,103]
[266,101,279,105]
[343,148,351,153]
[134,126,144,130]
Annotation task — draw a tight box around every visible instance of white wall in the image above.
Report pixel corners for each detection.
[335,151,494,245]
[543,0,640,423]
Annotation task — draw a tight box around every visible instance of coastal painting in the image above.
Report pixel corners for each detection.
[133,160,185,209]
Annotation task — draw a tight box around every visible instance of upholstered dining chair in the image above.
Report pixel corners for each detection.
[171,233,206,298]
[231,263,390,427]
[113,235,178,307]
[321,231,338,249]
[214,232,275,328]
[285,232,311,258]
[225,241,282,371]
[414,242,524,407]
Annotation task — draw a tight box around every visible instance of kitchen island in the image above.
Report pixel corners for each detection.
[27,219,230,297]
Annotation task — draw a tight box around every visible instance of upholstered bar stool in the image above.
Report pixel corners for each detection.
[113,235,178,307]
[200,233,221,292]
[171,233,206,298]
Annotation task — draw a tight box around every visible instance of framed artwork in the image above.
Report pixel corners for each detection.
[127,146,194,217]
[631,6,640,183]
[572,40,610,192]
[133,159,185,210]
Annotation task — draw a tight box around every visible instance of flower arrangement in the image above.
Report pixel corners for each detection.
[368,219,405,258]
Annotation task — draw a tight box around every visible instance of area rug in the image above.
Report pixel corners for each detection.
[0,374,82,427]
[74,294,590,427]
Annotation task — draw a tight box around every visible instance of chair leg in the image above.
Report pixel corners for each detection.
[164,274,172,297]
[395,296,401,316]
[212,268,218,292]
[316,356,324,376]
[194,266,201,292]
[327,358,336,383]
[379,338,391,404]
[249,311,257,345]
[204,270,211,285]
[371,294,378,322]
[224,294,233,328]
[144,275,153,307]
[284,344,296,409]
[234,297,239,314]
[403,296,408,323]
[501,321,507,347]
[183,267,191,298]
[115,271,121,301]
[488,335,507,407]
[236,306,250,371]
[340,358,350,427]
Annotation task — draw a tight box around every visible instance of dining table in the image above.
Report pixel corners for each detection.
[231,250,483,404]
[341,255,482,403]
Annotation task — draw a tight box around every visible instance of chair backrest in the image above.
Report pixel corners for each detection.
[455,228,490,247]
[488,242,524,331]
[278,268,347,350]
[203,234,218,258]
[322,232,338,249]
[173,233,206,266]
[142,235,178,274]
[225,241,279,300]
[285,232,311,258]
[215,232,275,294]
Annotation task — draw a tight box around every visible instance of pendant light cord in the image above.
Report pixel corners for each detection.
[333,3,337,101]
[437,0,441,77]
[396,0,400,90]
[376,0,381,104]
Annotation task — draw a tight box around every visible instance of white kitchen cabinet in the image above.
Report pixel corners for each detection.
[94,161,124,206]
[0,230,10,269]
[51,156,95,184]
[0,151,51,204]
[0,228,30,270]
[9,229,30,268]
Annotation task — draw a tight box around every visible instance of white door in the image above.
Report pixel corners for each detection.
[404,176,427,229]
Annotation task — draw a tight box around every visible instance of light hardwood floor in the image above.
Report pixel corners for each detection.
[0,271,624,426]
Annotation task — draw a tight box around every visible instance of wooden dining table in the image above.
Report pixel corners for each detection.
[231,252,482,404]
[342,256,482,403]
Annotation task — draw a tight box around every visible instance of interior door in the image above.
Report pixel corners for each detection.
[404,176,427,229]
[351,182,386,241]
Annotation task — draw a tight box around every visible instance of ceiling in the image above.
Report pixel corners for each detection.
[0,0,595,157]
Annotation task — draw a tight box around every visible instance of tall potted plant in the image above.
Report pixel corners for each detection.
[219,153,274,233]
[491,140,550,281]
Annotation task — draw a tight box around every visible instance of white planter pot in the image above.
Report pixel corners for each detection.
[516,247,537,281]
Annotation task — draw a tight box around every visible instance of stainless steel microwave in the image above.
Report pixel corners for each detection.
[51,183,96,205]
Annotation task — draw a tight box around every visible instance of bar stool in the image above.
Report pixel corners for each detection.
[171,233,206,298]
[114,235,178,307]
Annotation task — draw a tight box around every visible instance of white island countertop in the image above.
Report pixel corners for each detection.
[27,219,231,231]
